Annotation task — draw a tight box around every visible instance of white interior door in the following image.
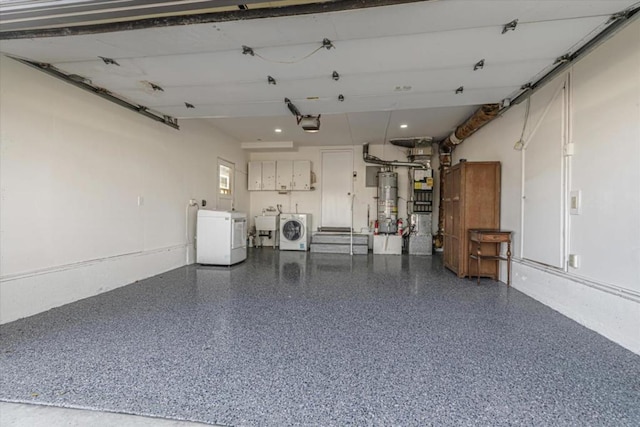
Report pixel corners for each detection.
[321,150,353,228]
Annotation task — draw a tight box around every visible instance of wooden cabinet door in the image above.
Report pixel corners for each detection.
[443,166,461,272]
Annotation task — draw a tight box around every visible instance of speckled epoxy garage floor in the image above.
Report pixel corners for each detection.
[1,250,639,426]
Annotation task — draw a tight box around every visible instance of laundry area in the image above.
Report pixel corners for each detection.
[1,1,640,426]
[247,141,435,257]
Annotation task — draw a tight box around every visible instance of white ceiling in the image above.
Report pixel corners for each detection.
[1,0,637,147]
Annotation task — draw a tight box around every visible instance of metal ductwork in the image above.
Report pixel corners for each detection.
[362,143,427,168]
[439,104,501,152]
[389,137,434,166]
[388,136,433,148]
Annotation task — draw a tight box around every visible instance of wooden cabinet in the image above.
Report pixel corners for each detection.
[443,161,501,278]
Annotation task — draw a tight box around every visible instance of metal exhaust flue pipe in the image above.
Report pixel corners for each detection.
[362,143,426,168]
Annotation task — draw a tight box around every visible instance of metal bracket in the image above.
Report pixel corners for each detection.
[502,19,518,34]
[98,56,120,66]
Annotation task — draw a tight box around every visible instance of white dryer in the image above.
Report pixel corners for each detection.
[279,213,311,251]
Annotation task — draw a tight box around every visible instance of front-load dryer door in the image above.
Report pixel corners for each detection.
[282,219,303,242]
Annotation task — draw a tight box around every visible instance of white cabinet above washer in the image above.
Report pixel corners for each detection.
[249,160,311,191]
[248,161,276,191]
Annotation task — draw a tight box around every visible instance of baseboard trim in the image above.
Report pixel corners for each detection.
[510,261,640,355]
[0,244,191,324]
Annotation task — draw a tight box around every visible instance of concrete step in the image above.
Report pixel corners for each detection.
[311,233,369,245]
[310,243,368,255]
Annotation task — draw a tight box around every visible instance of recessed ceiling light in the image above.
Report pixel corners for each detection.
[274,128,282,133]
[400,124,408,129]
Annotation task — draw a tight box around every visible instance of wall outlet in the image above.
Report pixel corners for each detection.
[564,142,575,156]
[568,254,580,269]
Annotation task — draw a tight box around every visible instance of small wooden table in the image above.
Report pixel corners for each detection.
[468,229,512,286]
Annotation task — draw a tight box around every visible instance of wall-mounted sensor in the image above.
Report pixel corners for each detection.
[202,200,207,207]
[570,190,581,215]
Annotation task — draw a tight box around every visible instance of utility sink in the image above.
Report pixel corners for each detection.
[255,215,278,231]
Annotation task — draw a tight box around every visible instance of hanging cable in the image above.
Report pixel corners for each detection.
[253,45,326,64]
[520,97,531,142]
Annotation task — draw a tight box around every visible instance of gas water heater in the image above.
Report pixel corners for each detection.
[377,170,398,234]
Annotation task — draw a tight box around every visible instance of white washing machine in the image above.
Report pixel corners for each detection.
[279,213,311,251]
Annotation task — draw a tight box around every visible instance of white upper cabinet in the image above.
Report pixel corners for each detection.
[249,160,311,191]
[248,160,277,190]
[248,161,263,191]
[292,160,311,190]
[276,160,293,191]
[262,161,276,190]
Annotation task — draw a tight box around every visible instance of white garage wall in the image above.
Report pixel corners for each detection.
[451,20,640,354]
[0,56,248,324]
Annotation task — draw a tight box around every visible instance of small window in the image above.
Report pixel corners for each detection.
[218,159,234,201]
[219,164,231,195]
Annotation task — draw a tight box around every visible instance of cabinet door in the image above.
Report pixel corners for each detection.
[292,160,311,190]
[262,161,276,191]
[248,161,262,191]
[276,160,293,190]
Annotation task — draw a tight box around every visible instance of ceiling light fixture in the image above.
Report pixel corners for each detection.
[400,124,408,128]
[274,128,282,133]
